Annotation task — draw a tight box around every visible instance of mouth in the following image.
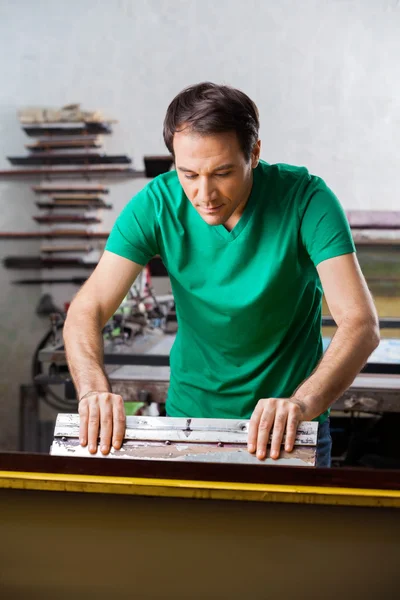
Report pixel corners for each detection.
[201,205,223,214]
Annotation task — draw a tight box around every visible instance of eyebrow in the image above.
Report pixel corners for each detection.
[177,163,235,173]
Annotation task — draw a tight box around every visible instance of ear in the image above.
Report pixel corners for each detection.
[251,140,261,168]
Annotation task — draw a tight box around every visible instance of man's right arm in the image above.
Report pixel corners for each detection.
[63,250,144,454]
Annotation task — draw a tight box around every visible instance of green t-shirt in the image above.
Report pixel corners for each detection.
[105,160,355,423]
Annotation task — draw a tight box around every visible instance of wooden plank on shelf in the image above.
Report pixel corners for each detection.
[347,211,400,229]
[3,256,98,269]
[26,137,102,151]
[8,153,132,166]
[46,193,107,200]
[13,277,88,285]
[17,105,116,124]
[40,244,94,253]
[36,201,112,210]
[33,215,102,224]
[24,148,103,155]
[28,134,101,144]
[22,122,113,136]
[0,166,143,178]
[353,229,400,245]
[0,230,109,239]
[27,143,101,151]
[32,184,109,194]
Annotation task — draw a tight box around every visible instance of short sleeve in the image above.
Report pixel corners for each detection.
[299,177,355,267]
[105,185,160,265]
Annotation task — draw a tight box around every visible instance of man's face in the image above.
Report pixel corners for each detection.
[173,129,260,230]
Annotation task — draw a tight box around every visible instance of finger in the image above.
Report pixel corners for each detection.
[270,409,288,459]
[285,409,300,453]
[112,396,126,450]
[248,403,263,453]
[87,400,100,454]
[99,395,113,455]
[256,407,275,460]
[78,401,89,447]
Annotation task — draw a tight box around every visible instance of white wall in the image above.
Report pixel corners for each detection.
[0,0,399,449]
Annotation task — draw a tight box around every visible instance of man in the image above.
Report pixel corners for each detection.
[63,82,379,467]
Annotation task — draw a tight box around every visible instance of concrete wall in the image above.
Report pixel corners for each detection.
[0,0,399,450]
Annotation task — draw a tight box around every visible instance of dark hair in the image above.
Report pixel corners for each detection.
[163,82,259,162]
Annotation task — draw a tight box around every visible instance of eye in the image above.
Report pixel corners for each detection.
[215,172,231,178]
[184,174,198,180]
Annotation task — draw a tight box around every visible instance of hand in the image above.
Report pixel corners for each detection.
[248,397,310,461]
[78,391,126,455]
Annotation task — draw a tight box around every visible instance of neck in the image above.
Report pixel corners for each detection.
[223,170,254,231]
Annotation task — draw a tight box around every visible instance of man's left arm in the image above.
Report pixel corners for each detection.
[248,253,380,460]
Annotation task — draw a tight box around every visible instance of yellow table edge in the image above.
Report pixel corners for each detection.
[1,470,400,508]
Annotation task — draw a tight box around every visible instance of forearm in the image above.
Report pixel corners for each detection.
[63,304,111,399]
[292,316,380,419]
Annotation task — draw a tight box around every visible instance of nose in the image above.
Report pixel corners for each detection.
[196,176,217,205]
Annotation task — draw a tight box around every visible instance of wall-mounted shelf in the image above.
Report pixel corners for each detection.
[26,136,102,151]
[5,255,167,276]
[4,256,98,269]
[40,244,94,254]
[33,215,102,225]
[8,153,132,166]
[32,184,110,194]
[12,277,88,285]
[1,108,175,294]
[0,230,109,239]
[22,122,113,136]
[36,201,112,210]
[346,211,400,229]
[0,166,144,179]
[352,230,400,245]
[45,193,108,200]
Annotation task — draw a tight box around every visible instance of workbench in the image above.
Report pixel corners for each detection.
[102,334,400,414]
[0,451,399,599]
[37,331,400,412]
